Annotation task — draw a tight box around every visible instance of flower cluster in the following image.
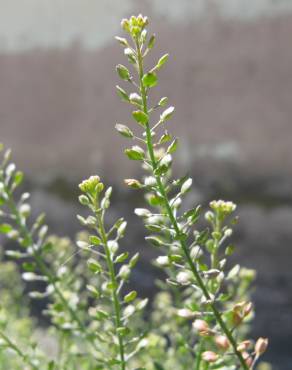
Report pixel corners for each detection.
[121,15,149,37]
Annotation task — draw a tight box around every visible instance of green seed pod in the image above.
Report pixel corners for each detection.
[115,124,134,138]
[125,146,145,160]
[124,291,137,303]
[116,64,131,81]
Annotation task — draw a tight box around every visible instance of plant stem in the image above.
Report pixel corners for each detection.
[194,340,203,370]
[0,330,38,370]
[135,39,248,370]
[96,210,126,370]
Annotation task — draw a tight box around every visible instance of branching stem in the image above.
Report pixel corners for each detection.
[0,330,38,370]
[135,38,249,370]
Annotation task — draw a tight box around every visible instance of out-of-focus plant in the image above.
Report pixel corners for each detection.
[0,13,269,370]
[0,145,147,369]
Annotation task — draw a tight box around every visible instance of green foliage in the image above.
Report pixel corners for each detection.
[0,14,269,370]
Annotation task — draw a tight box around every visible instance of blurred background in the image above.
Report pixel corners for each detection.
[1,0,292,368]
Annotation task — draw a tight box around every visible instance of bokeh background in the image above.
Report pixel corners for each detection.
[1,0,292,368]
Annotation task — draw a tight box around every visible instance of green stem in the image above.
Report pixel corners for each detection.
[0,330,38,370]
[135,38,248,370]
[96,209,126,370]
[194,340,203,370]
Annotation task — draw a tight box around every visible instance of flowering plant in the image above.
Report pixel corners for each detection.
[0,14,268,370]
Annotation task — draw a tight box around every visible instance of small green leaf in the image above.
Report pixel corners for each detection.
[181,178,192,194]
[116,64,131,81]
[115,252,129,263]
[145,224,163,232]
[225,244,235,256]
[142,72,158,88]
[13,171,24,188]
[160,106,175,122]
[158,131,172,144]
[95,309,109,320]
[145,236,165,247]
[125,146,145,160]
[132,110,148,126]
[148,34,155,49]
[116,85,130,102]
[169,254,183,263]
[78,194,89,205]
[86,284,100,298]
[22,262,36,272]
[196,228,209,245]
[115,123,134,138]
[155,54,169,70]
[116,326,130,337]
[167,138,178,154]
[124,290,137,303]
[115,36,128,47]
[158,97,168,107]
[89,235,102,246]
[146,193,164,207]
[182,205,201,223]
[129,252,139,268]
[87,258,102,273]
[0,223,12,234]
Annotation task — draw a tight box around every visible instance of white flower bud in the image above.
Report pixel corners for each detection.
[156,256,169,267]
[214,335,230,351]
[224,228,233,237]
[134,208,151,217]
[190,245,203,259]
[205,211,214,222]
[160,106,175,122]
[202,351,218,363]
[192,319,209,333]
[160,154,172,167]
[255,337,269,356]
[129,93,142,104]
[119,265,131,280]
[210,200,236,214]
[181,178,192,194]
[171,197,182,209]
[108,240,119,255]
[144,176,156,186]
[5,163,16,177]
[124,304,135,317]
[177,308,196,319]
[19,204,31,217]
[176,271,192,285]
